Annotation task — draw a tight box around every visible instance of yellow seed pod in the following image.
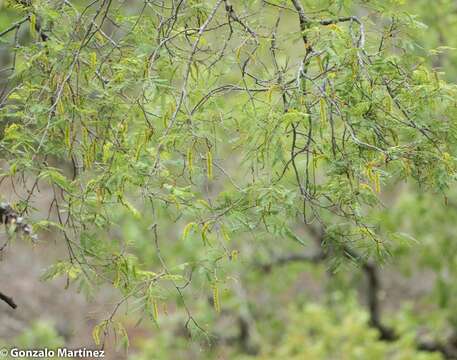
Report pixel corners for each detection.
[196,199,211,209]
[212,285,220,313]
[84,148,93,169]
[113,268,121,288]
[30,14,36,38]
[57,99,65,115]
[135,142,143,161]
[402,159,411,176]
[267,85,276,102]
[316,55,324,73]
[187,148,193,174]
[329,23,343,35]
[201,222,210,245]
[220,224,231,242]
[365,162,374,181]
[90,52,97,69]
[236,46,242,61]
[434,71,440,89]
[313,154,320,171]
[206,150,213,180]
[319,98,327,125]
[374,172,381,193]
[152,298,159,321]
[91,141,97,163]
[96,187,104,205]
[95,32,105,44]
[64,123,71,150]
[385,96,392,113]
[82,126,89,147]
[249,52,257,65]
[182,222,195,240]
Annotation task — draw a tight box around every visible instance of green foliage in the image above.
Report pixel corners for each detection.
[0,321,65,350]
[253,298,443,360]
[1,0,457,357]
[128,296,443,360]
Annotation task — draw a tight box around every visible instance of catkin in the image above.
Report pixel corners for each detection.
[207,150,213,180]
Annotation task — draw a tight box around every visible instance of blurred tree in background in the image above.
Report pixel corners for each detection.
[1,0,457,359]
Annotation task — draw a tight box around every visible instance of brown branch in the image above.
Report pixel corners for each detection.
[34,16,49,42]
[349,247,457,358]
[257,228,457,358]
[0,16,29,38]
[210,278,260,355]
[290,0,310,45]
[0,290,17,309]
[223,0,257,40]
[260,252,326,272]
[0,13,49,42]
[318,16,364,47]
[343,246,397,341]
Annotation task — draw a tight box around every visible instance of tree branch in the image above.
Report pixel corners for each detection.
[343,246,397,340]
[0,290,17,309]
[258,227,457,358]
[290,0,310,41]
[0,16,29,38]
[260,252,326,272]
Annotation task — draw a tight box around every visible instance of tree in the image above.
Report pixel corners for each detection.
[1,0,457,357]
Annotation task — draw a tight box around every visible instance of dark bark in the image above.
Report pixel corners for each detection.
[0,291,17,309]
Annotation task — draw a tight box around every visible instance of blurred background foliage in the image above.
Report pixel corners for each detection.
[1,0,457,359]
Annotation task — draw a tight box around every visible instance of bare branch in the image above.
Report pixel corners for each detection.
[0,16,29,38]
[0,290,17,309]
